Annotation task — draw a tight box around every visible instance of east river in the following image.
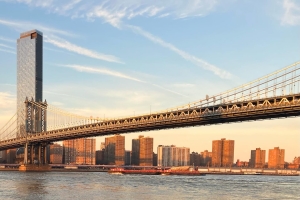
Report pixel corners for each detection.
[0,171,299,200]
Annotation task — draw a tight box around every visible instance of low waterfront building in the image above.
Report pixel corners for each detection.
[157,145,190,167]
[236,159,249,167]
[293,156,300,165]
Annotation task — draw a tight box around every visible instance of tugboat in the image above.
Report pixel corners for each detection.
[165,166,205,176]
[108,166,206,176]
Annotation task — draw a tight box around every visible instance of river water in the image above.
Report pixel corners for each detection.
[0,171,299,200]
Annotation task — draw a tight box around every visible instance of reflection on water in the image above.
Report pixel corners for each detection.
[15,173,48,199]
[0,171,299,200]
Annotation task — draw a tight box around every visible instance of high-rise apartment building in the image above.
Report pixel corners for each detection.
[250,148,266,168]
[17,30,43,137]
[76,138,96,165]
[96,150,105,165]
[49,144,63,164]
[212,138,234,167]
[153,153,157,166]
[131,135,153,166]
[63,138,96,165]
[139,136,153,166]
[190,152,201,166]
[125,150,131,165]
[157,145,190,167]
[0,151,6,163]
[63,140,76,164]
[200,150,212,166]
[131,138,140,165]
[104,134,125,165]
[6,149,16,164]
[268,147,285,169]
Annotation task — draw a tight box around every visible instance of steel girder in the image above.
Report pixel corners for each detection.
[1,94,300,151]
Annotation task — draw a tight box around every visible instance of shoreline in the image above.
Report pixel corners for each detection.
[1,168,298,176]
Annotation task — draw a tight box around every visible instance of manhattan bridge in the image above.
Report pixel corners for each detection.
[0,30,300,169]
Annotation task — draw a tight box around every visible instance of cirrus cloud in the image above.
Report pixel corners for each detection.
[281,0,300,26]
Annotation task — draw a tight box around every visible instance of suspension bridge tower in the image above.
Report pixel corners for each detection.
[17,30,50,171]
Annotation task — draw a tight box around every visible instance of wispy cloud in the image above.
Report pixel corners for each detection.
[150,83,188,97]
[0,18,123,63]
[0,43,14,50]
[8,0,218,22]
[0,83,16,87]
[44,90,71,97]
[82,2,231,79]
[86,3,165,28]
[172,83,195,88]
[44,46,73,55]
[44,36,123,64]
[0,36,14,43]
[281,0,300,25]
[59,64,187,97]
[0,48,15,54]
[126,25,232,79]
[1,1,230,78]
[60,64,143,82]
[0,92,15,110]
[85,1,218,28]
[50,101,64,107]
[0,18,76,37]
[0,42,15,54]
[60,0,82,12]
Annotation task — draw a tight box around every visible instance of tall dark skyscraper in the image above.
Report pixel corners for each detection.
[17,30,43,137]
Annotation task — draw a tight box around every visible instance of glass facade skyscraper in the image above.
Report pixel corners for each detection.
[17,30,43,137]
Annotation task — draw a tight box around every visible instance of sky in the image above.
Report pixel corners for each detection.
[0,0,299,162]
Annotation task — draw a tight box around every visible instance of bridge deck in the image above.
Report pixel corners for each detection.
[0,94,299,151]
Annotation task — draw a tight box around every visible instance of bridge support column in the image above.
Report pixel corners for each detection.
[43,144,47,164]
[19,143,51,172]
[38,144,41,165]
[30,145,34,164]
[19,99,50,172]
[23,143,28,165]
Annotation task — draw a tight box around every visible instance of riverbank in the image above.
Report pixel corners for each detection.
[0,166,299,176]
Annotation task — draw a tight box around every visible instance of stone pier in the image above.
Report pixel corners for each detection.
[19,164,51,172]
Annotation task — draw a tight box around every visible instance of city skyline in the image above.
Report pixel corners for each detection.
[1,134,298,165]
[0,1,299,161]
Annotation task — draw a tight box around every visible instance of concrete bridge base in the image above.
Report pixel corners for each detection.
[19,164,51,172]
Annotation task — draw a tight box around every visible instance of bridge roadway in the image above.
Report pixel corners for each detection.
[0,94,300,150]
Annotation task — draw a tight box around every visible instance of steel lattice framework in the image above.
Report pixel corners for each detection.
[0,61,300,151]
